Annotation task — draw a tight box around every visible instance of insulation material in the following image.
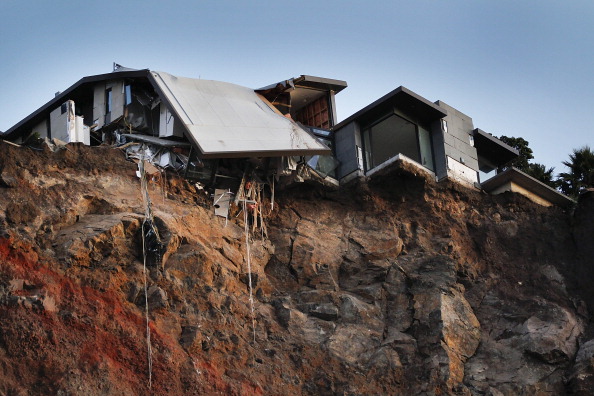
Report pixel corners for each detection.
[49,101,90,145]
[158,103,184,138]
[158,151,176,169]
[272,156,299,178]
[213,189,232,219]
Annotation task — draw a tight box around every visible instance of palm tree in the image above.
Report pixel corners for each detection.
[525,163,558,189]
[558,146,594,197]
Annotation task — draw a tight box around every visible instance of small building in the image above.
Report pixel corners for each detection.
[330,85,576,207]
[481,167,574,207]
[332,86,519,187]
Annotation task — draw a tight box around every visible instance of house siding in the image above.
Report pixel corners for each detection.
[334,121,362,180]
[431,119,448,180]
[436,101,479,180]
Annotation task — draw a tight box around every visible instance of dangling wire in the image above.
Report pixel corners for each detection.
[139,148,153,388]
[243,199,257,344]
[141,220,153,389]
[271,176,275,211]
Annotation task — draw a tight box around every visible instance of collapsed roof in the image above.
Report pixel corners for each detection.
[2,68,335,158]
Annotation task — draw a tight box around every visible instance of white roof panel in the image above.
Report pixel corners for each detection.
[150,71,330,158]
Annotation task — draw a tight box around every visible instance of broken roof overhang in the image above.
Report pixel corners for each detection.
[3,69,331,159]
[481,167,575,207]
[473,128,519,167]
[258,75,348,94]
[257,75,347,114]
[333,86,447,130]
[150,71,330,158]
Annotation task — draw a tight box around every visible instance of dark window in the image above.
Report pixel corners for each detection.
[125,85,132,105]
[362,113,434,172]
[105,88,112,114]
[60,102,68,114]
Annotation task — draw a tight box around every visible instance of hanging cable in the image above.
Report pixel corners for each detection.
[243,197,257,344]
[139,148,153,389]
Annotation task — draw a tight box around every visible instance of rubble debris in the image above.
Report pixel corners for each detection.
[213,189,233,220]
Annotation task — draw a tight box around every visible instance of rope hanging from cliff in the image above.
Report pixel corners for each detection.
[139,148,154,389]
[243,199,257,343]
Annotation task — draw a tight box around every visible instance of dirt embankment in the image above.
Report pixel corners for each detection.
[0,141,593,395]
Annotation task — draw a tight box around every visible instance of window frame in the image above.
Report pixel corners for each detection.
[361,109,435,173]
[105,88,112,115]
[124,84,132,106]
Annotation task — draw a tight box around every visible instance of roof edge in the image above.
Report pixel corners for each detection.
[3,69,151,139]
[481,167,575,207]
[473,128,520,156]
[333,86,447,131]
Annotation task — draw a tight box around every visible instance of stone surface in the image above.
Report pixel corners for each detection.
[0,141,592,395]
[327,324,382,367]
[567,339,594,395]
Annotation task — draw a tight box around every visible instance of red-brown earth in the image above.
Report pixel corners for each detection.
[0,140,593,395]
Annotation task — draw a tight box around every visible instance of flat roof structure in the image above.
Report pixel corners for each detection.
[333,86,447,130]
[473,128,519,168]
[481,167,575,207]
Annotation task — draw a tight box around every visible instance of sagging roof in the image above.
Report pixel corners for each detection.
[473,128,519,167]
[481,167,575,207]
[151,71,329,158]
[3,69,331,158]
[333,86,447,130]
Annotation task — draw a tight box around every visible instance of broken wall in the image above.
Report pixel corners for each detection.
[49,103,71,142]
[158,103,184,138]
[48,101,90,145]
[334,121,363,181]
[93,80,125,129]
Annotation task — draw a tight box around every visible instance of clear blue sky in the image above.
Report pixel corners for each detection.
[1,0,593,174]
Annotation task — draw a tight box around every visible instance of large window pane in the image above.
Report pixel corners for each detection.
[363,127,372,170]
[363,114,420,169]
[418,126,434,171]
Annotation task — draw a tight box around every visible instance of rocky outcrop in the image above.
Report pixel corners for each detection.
[0,141,592,395]
[568,339,594,394]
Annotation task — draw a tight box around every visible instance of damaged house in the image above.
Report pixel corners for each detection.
[1,66,573,207]
[2,65,347,190]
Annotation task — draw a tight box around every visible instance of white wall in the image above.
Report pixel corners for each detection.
[159,103,184,138]
[110,80,125,121]
[50,101,89,144]
[92,80,125,128]
[446,156,478,186]
[50,103,70,142]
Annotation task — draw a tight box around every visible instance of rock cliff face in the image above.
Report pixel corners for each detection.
[0,141,592,395]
